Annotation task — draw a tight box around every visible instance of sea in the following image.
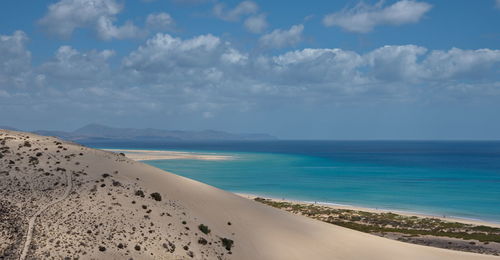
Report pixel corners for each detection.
[82,140,500,223]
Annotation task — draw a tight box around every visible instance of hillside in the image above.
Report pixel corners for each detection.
[0,130,496,260]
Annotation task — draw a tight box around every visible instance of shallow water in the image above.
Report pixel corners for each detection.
[87,140,500,222]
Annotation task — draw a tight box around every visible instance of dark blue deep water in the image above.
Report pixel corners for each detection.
[83,140,500,222]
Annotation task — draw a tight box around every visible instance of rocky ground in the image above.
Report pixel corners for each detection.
[0,131,234,260]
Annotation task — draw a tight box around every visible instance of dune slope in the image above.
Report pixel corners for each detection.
[0,130,496,260]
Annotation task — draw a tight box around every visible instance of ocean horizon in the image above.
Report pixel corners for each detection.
[85,140,500,223]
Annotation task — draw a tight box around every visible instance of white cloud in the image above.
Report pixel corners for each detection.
[3,31,500,125]
[0,31,32,89]
[323,0,432,33]
[212,1,268,35]
[32,33,500,102]
[146,13,175,31]
[422,48,500,80]
[39,46,115,83]
[365,45,427,81]
[221,48,248,65]
[96,17,143,40]
[38,0,143,40]
[259,24,304,49]
[0,31,31,73]
[497,0,500,9]
[244,14,268,33]
[269,48,364,83]
[122,33,224,77]
[213,1,258,21]
[364,45,500,82]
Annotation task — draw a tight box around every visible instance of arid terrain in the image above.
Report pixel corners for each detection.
[0,129,498,260]
[251,197,500,256]
[0,131,234,259]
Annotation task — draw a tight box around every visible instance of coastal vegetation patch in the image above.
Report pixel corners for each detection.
[254,197,500,256]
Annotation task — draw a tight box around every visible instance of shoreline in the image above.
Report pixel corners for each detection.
[103,148,500,228]
[104,148,234,161]
[236,193,500,228]
[4,130,498,259]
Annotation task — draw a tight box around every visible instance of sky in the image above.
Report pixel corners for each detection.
[1,0,500,139]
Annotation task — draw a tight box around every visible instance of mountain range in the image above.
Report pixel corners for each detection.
[1,124,277,142]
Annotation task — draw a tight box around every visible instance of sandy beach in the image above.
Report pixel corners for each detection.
[236,193,500,228]
[104,149,234,161]
[1,130,498,259]
[111,148,500,228]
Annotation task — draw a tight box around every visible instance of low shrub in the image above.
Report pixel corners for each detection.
[135,190,145,197]
[150,192,162,201]
[220,238,233,251]
[198,224,211,235]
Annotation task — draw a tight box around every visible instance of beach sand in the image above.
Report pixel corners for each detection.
[114,148,500,228]
[104,149,234,161]
[1,130,497,260]
[236,193,500,228]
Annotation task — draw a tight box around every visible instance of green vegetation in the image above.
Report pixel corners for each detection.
[198,224,211,235]
[150,192,162,201]
[198,237,208,245]
[134,190,145,197]
[254,197,500,243]
[220,237,234,251]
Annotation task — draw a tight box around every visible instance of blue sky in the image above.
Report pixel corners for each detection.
[1,0,500,139]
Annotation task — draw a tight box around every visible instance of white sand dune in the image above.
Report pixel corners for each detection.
[0,130,496,260]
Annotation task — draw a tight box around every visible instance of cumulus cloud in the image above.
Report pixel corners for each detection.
[423,48,500,80]
[0,31,31,74]
[267,48,364,85]
[259,24,304,49]
[38,0,143,40]
[119,32,500,106]
[146,13,175,31]
[323,0,432,33]
[3,31,500,125]
[366,46,500,83]
[365,45,427,81]
[244,14,268,33]
[121,33,253,108]
[213,1,269,35]
[123,33,223,73]
[0,31,32,89]
[213,1,258,21]
[96,18,143,40]
[39,46,115,83]
[221,48,249,65]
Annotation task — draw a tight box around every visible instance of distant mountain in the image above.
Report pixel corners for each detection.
[29,124,277,142]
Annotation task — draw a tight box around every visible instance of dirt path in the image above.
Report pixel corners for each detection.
[18,158,73,260]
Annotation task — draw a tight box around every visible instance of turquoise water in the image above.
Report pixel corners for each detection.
[89,141,500,222]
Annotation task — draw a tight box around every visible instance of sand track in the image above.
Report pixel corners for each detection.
[18,152,73,260]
